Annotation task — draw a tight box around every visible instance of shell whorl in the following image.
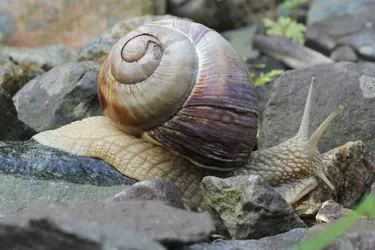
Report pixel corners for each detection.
[98,19,259,170]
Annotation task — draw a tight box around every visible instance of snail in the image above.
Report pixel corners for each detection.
[32,19,344,208]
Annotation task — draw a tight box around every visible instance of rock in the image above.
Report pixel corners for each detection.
[0,140,136,187]
[294,141,375,217]
[259,62,375,159]
[372,182,375,196]
[0,89,36,140]
[201,175,307,240]
[184,228,308,250]
[307,0,375,25]
[1,200,215,247]
[253,34,333,69]
[330,45,358,62]
[0,44,75,71]
[0,214,166,250]
[0,53,43,96]
[306,8,375,60]
[105,15,185,41]
[167,0,271,31]
[0,173,129,216]
[220,25,259,62]
[78,15,187,63]
[301,218,375,250]
[315,200,353,223]
[13,61,103,132]
[106,177,187,210]
[0,8,16,42]
[77,37,116,63]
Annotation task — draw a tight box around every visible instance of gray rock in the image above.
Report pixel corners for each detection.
[106,176,187,210]
[315,200,353,223]
[221,25,259,62]
[78,15,185,63]
[0,173,128,216]
[0,140,136,187]
[301,218,375,250]
[201,175,307,240]
[306,8,375,60]
[1,200,215,247]
[77,37,116,62]
[185,228,308,250]
[330,45,358,62]
[0,8,16,42]
[259,62,375,159]
[294,141,375,217]
[0,44,75,71]
[0,53,44,96]
[0,214,166,250]
[13,61,104,132]
[253,34,333,69]
[307,0,375,25]
[0,89,36,140]
[167,0,271,31]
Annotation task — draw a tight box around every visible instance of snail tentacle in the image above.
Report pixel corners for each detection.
[233,77,342,204]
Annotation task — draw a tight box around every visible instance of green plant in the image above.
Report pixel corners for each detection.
[263,16,306,44]
[294,194,375,250]
[280,0,308,10]
[249,67,284,86]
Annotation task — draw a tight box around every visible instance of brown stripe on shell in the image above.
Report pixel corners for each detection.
[147,106,258,169]
[146,28,259,170]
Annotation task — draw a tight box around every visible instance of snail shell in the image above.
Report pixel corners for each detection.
[98,19,259,170]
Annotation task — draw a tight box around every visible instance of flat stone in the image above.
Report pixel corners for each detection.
[306,8,375,60]
[201,175,306,240]
[0,213,166,250]
[13,61,103,132]
[184,228,308,250]
[106,176,187,210]
[315,200,354,223]
[0,174,128,216]
[307,0,375,25]
[1,200,215,247]
[0,140,136,187]
[330,45,358,62]
[221,25,259,62]
[253,34,333,69]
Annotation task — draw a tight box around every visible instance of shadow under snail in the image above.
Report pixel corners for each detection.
[32,19,344,208]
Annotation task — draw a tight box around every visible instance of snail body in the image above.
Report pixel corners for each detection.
[33,19,343,208]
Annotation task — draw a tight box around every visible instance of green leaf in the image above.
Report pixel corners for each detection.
[262,18,275,28]
[280,0,307,10]
[252,69,284,86]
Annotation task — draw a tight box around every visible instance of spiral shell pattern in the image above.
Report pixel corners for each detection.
[98,19,258,170]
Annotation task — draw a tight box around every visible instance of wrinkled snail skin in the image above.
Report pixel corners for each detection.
[32,19,344,208]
